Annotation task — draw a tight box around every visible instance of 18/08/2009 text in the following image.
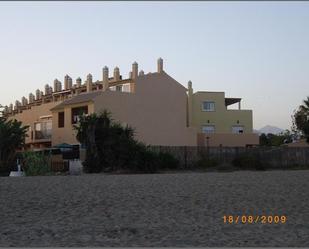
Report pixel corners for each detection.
[223,215,287,224]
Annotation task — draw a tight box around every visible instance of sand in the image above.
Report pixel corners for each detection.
[0,170,309,246]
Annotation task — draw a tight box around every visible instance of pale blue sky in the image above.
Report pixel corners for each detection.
[0,1,309,130]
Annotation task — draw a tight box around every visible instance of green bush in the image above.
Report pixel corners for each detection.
[74,111,180,174]
[157,152,180,170]
[232,154,265,171]
[22,151,51,176]
[195,156,219,169]
[216,163,236,172]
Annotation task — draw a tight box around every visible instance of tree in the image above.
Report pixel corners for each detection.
[259,130,292,147]
[0,115,28,174]
[73,110,140,173]
[292,96,309,143]
[74,110,179,173]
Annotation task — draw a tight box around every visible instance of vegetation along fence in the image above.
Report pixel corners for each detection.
[148,146,309,169]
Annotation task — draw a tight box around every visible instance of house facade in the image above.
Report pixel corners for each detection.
[3,58,259,148]
[188,84,258,147]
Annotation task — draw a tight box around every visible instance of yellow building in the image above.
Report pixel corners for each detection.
[3,58,258,148]
[187,82,258,147]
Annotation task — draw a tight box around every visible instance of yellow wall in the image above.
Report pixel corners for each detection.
[197,133,259,147]
[51,72,197,146]
[7,72,258,148]
[94,72,197,146]
[190,91,253,134]
[7,101,61,145]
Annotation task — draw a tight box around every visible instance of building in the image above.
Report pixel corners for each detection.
[4,58,259,149]
[188,85,258,147]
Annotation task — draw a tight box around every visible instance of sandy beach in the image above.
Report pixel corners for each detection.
[0,170,309,247]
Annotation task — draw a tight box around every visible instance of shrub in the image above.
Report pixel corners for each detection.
[136,149,159,173]
[195,155,219,169]
[22,151,51,176]
[74,110,180,174]
[0,117,28,174]
[232,154,265,171]
[216,163,236,172]
[157,152,180,170]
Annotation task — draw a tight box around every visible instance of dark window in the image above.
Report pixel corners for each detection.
[71,106,88,124]
[58,112,64,128]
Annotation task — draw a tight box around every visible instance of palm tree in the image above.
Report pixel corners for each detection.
[299,96,309,115]
[292,97,309,143]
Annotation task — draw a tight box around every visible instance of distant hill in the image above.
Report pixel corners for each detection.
[256,125,285,135]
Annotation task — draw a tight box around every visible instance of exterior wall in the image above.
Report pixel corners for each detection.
[7,70,258,148]
[92,72,197,146]
[189,91,258,147]
[51,102,94,146]
[197,133,259,147]
[191,92,254,134]
[286,139,309,147]
[7,102,61,147]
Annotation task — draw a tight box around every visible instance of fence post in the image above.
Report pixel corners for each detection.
[184,146,188,169]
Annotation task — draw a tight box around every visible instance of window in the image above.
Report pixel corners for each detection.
[71,106,88,124]
[202,101,215,111]
[232,126,244,134]
[116,85,122,92]
[202,125,215,134]
[58,112,64,128]
[34,121,52,140]
[35,123,41,131]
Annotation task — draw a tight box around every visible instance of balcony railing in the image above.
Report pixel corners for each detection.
[34,121,52,140]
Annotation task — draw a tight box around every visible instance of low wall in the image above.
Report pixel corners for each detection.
[197,133,259,147]
[148,146,309,169]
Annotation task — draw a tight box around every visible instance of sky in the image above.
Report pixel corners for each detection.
[0,1,309,130]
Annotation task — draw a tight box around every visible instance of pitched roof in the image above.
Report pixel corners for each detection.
[51,91,102,111]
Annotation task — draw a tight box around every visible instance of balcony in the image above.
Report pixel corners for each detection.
[34,120,52,141]
[225,98,241,110]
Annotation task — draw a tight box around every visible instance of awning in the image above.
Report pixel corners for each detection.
[225,98,241,106]
[53,143,74,149]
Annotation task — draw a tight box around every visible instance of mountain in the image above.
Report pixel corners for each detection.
[257,125,285,135]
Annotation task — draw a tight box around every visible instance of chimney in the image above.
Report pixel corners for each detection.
[44,84,50,95]
[113,67,120,81]
[21,96,28,106]
[86,73,93,92]
[64,75,69,90]
[139,70,144,76]
[35,89,40,100]
[58,81,62,92]
[29,93,35,103]
[188,80,193,91]
[9,103,13,113]
[187,80,193,127]
[102,66,109,91]
[53,80,57,92]
[14,100,21,110]
[68,76,73,89]
[132,61,138,80]
[55,79,63,92]
[157,57,163,73]
[76,77,82,88]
